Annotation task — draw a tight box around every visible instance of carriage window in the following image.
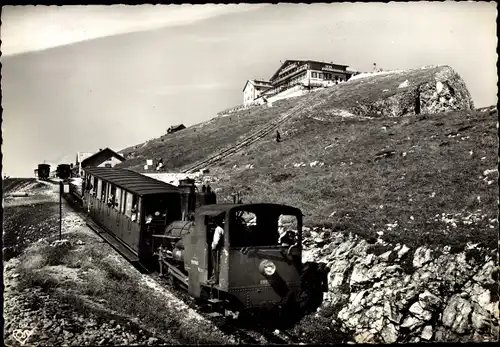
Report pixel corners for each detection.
[144,196,168,224]
[129,194,139,222]
[121,191,127,214]
[136,197,142,223]
[93,177,98,193]
[101,181,107,201]
[107,184,112,202]
[125,192,133,217]
[96,179,102,200]
[115,188,122,211]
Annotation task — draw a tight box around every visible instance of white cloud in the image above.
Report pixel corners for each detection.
[1,4,265,56]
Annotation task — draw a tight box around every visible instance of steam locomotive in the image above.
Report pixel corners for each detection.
[71,166,329,319]
[37,164,51,180]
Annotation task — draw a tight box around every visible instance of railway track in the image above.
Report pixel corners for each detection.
[61,193,305,345]
[152,273,304,345]
[182,89,331,174]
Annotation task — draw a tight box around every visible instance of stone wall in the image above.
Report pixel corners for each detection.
[302,228,498,343]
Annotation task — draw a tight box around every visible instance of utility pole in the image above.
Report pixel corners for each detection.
[59,181,63,240]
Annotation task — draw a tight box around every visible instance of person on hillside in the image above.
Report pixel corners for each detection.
[156,158,164,171]
[276,130,281,143]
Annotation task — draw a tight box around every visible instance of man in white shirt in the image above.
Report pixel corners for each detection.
[208,219,224,284]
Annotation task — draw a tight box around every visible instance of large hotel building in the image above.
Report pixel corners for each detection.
[243,59,356,106]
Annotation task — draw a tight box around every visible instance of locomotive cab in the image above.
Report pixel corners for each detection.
[183,203,323,312]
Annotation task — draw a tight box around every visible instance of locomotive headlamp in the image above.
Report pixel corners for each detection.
[259,260,276,276]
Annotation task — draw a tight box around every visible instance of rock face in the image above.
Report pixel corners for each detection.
[303,228,498,343]
[348,66,475,118]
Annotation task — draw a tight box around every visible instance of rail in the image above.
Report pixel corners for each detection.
[182,90,330,174]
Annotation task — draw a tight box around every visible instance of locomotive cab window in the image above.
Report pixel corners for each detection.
[278,214,299,246]
[229,209,299,248]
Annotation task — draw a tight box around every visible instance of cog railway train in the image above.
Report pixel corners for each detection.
[68,166,329,319]
[36,163,72,180]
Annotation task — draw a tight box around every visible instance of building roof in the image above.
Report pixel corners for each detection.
[242,79,272,92]
[83,167,180,196]
[81,148,125,168]
[168,124,186,132]
[76,152,95,165]
[269,59,350,82]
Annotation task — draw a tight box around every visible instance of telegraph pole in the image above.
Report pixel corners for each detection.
[59,181,63,240]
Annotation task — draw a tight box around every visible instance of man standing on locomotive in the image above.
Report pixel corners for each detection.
[208,217,224,284]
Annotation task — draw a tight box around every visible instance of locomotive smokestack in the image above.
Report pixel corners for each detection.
[179,178,196,221]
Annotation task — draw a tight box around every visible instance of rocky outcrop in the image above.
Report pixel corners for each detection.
[303,228,498,343]
[348,66,475,118]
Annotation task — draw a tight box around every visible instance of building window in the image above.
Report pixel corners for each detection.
[312,72,318,78]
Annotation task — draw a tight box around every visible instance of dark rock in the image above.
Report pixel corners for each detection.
[349,66,474,119]
[148,337,159,345]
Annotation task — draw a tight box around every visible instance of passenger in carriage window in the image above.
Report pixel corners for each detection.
[107,193,115,208]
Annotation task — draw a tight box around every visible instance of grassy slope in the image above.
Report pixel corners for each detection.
[119,98,298,172]
[117,67,497,250]
[214,109,498,250]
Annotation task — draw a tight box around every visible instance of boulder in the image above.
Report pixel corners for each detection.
[383,300,402,324]
[419,290,442,310]
[401,316,425,330]
[470,302,493,331]
[421,325,434,340]
[380,322,399,343]
[413,247,433,268]
[350,264,371,285]
[472,261,496,284]
[397,245,410,259]
[442,295,473,334]
[409,302,433,321]
[378,250,392,262]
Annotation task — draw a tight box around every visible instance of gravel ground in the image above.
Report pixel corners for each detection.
[3,180,235,346]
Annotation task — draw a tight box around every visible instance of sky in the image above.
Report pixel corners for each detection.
[1,2,497,177]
